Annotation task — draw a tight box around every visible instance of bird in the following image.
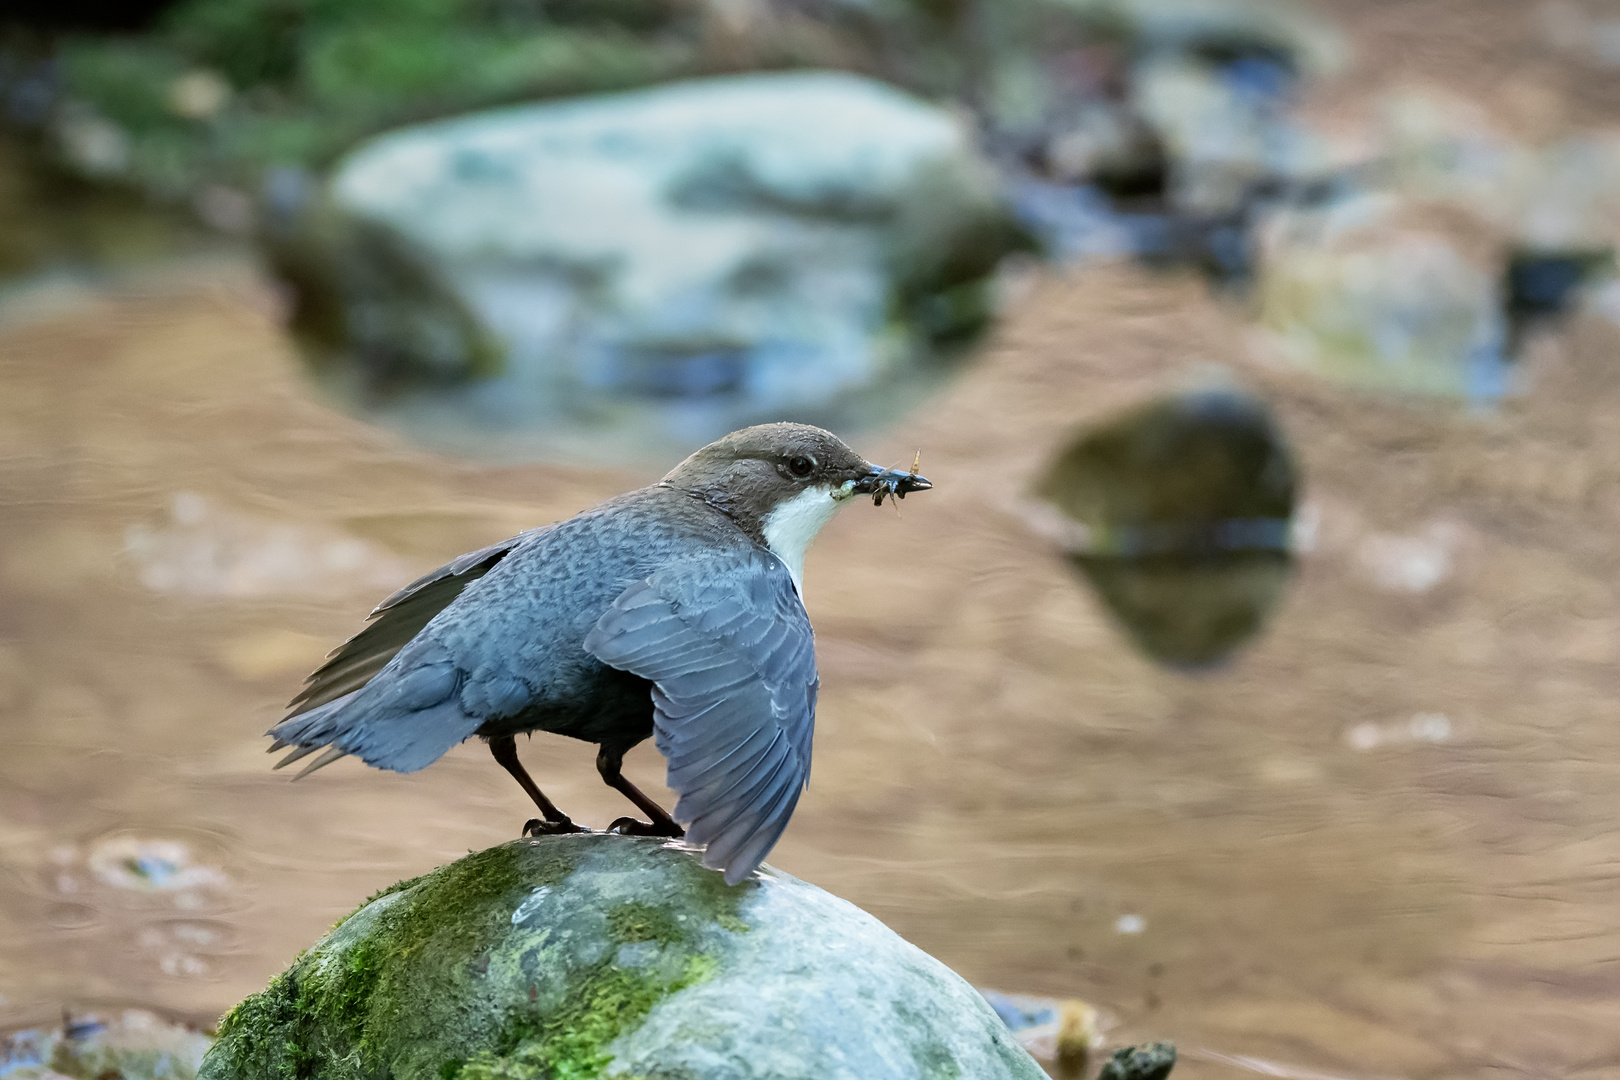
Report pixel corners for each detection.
[266,423,931,884]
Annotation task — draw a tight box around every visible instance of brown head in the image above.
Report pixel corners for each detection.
[661,422,932,590]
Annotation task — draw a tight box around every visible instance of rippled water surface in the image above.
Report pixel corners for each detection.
[4,248,1619,1078]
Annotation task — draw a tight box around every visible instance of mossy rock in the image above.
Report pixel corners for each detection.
[200,834,1045,1080]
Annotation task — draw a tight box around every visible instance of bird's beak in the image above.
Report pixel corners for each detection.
[851,463,933,506]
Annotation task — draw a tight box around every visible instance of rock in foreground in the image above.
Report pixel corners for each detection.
[199,834,1045,1080]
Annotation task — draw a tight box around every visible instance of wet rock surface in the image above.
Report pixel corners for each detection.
[199,834,1045,1080]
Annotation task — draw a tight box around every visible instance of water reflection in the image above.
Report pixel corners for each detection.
[5,234,1620,1080]
[1038,387,1296,668]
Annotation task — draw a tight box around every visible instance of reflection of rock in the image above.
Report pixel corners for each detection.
[273,72,1020,451]
[200,835,1045,1080]
[1038,387,1296,668]
[2,1009,212,1080]
[1075,551,1291,668]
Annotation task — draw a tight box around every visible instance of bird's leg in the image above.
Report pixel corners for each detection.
[489,735,585,836]
[597,747,685,838]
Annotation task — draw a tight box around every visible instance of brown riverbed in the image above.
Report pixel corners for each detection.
[5,2,1620,1078]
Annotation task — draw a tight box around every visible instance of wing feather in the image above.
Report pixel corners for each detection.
[284,533,527,718]
[585,550,817,885]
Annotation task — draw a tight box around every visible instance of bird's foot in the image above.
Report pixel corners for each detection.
[606,816,686,839]
[523,817,587,837]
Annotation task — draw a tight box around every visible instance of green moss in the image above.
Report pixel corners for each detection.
[55,0,702,197]
[208,967,303,1079]
[201,838,754,1080]
[606,901,688,947]
[451,953,717,1080]
[203,840,582,1080]
[438,875,739,1079]
[265,202,508,384]
[714,913,750,935]
[667,852,755,929]
[894,1002,964,1080]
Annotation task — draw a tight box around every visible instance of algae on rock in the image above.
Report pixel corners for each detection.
[200,834,1045,1080]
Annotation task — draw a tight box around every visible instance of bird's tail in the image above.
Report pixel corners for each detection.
[267,693,360,779]
[265,688,483,778]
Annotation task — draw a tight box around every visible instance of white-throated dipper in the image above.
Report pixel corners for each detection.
[268,423,930,884]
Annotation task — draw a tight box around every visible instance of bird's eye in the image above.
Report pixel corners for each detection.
[786,455,815,478]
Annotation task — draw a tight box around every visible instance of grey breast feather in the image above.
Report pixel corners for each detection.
[584,549,818,885]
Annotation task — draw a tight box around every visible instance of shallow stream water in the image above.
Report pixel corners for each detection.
[3,248,1620,1079]
[6,2,1620,1075]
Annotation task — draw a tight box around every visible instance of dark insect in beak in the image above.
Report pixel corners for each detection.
[855,451,932,507]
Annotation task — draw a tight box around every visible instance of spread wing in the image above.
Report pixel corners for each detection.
[282,533,529,721]
[584,550,818,885]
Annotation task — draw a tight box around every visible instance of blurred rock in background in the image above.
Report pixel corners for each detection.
[265,72,1021,456]
[1,1008,211,1080]
[15,0,1620,449]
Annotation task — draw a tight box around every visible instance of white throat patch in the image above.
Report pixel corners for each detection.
[761,482,856,594]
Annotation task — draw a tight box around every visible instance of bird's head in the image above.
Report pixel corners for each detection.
[661,422,932,590]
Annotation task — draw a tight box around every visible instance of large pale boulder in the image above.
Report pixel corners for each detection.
[270,71,1019,454]
[198,834,1046,1080]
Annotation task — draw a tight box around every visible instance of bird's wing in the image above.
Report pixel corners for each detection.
[584,550,819,885]
[283,532,531,719]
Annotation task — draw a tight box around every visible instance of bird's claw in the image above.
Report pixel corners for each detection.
[523,817,587,837]
[606,816,686,839]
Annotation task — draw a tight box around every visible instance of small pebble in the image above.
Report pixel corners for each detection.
[1098,1041,1176,1080]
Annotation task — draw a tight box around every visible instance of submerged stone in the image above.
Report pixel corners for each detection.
[1038,387,1296,668]
[198,834,1045,1080]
